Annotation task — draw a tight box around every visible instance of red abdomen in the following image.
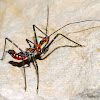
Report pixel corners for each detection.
[8,50,27,60]
[12,53,26,60]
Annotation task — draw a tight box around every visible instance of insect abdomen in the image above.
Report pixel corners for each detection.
[8,50,26,60]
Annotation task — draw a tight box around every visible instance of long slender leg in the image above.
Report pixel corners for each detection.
[24,67,27,91]
[32,56,39,94]
[1,38,27,91]
[40,45,82,60]
[33,25,47,44]
[33,25,47,36]
[43,33,84,52]
[33,24,49,44]
[1,37,23,60]
[26,39,34,48]
[42,25,100,53]
[33,25,38,44]
[22,57,27,91]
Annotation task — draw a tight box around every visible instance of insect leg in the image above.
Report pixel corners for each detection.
[22,57,27,91]
[1,37,23,60]
[32,56,39,94]
[43,33,84,52]
[26,39,34,48]
[33,25,47,36]
[1,37,27,91]
[41,45,81,60]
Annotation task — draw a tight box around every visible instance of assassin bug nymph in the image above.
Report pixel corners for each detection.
[1,6,100,94]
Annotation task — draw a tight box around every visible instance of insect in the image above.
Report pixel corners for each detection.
[1,6,100,94]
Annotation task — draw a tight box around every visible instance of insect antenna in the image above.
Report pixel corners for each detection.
[49,19,100,37]
[46,5,49,35]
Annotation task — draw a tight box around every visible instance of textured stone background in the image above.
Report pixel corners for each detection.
[0,0,100,100]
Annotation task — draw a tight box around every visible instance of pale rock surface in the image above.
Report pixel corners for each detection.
[0,0,100,100]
